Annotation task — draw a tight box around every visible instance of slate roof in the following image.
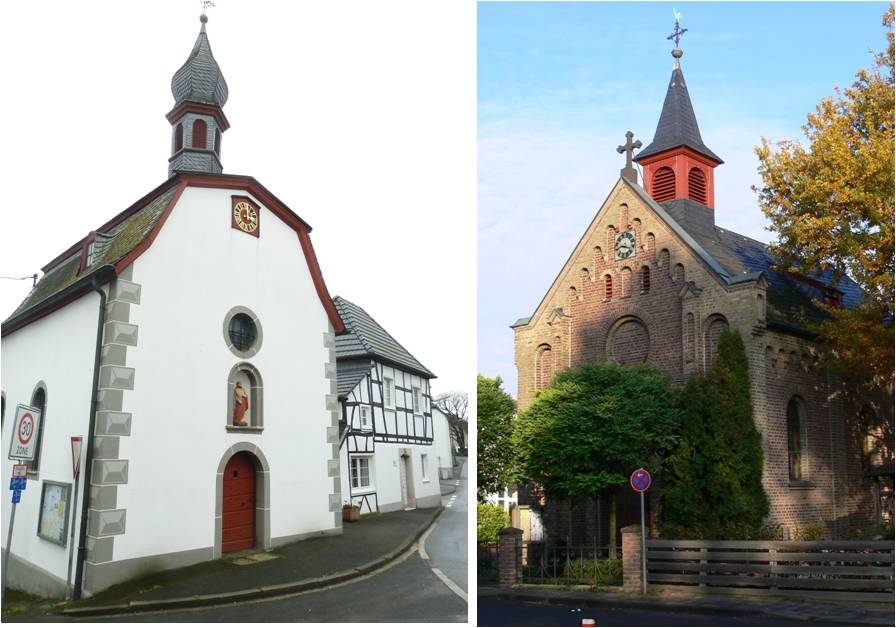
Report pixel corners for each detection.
[634,67,723,164]
[4,182,179,323]
[666,204,858,328]
[336,358,373,400]
[333,296,436,379]
[171,17,229,108]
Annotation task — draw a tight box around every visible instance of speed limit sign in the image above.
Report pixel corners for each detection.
[9,404,41,461]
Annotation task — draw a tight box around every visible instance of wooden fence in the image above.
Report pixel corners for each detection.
[646,539,895,602]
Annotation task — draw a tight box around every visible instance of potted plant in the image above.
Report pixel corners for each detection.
[342,501,361,522]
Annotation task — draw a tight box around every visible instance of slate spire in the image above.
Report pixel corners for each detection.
[633,61,722,164]
[166,13,231,177]
[635,15,722,212]
[170,14,229,108]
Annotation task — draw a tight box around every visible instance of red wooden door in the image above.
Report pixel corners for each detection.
[222,453,256,553]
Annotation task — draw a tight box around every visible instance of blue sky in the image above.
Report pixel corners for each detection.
[478,1,891,397]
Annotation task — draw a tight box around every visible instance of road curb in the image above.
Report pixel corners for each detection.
[477,586,893,626]
[59,507,444,618]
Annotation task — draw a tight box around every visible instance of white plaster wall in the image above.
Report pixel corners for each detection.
[431,406,454,479]
[1,291,103,584]
[116,185,336,561]
[374,441,440,512]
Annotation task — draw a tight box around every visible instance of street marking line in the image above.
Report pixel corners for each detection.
[431,567,467,603]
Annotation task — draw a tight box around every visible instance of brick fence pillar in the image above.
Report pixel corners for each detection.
[498,527,523,587]
[621,523,647,594]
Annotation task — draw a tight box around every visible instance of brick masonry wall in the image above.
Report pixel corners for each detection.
[621,524,644,593]
[513,178,890,537]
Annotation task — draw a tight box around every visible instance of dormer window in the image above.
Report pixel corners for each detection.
[86,241,97,266]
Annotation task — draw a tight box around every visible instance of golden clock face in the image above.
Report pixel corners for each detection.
[233,201,258,233]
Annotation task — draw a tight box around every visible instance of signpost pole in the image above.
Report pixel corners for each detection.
[2,501,18,597]
[640,489,647,595]
[65,436,83,600]
[65,473,80,599]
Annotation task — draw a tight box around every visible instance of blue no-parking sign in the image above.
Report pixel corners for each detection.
[630,467,651,492]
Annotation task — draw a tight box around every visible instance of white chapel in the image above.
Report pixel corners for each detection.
[1,14,346,597]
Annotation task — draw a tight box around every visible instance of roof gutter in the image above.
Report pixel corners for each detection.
[1,266,118,338]
[72,265,115,599]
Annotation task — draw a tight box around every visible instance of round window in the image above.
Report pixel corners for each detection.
[228,314,257,351]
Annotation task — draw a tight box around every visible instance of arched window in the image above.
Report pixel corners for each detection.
[703,314,728,371]
[214,128,221,155]
[688,167,707,204]
[786,397,808,480]
[227,363,264,429]
[30,385,47,472]
[861,405,883,483]
[604,275,613,300]
[672,263,685,283]
[535,344,553,390]
[192,119,208,149]
[641,266,651,293]
[652,167,676,202]
[174,123,183,152]
[685,313,696,363]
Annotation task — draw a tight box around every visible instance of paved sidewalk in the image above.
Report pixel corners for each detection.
[38,507,441,617]
[478,585,895,626]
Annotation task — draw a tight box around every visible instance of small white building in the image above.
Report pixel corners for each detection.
[334,297,441,514]
[1,15,344,597]
[431,406,456,480]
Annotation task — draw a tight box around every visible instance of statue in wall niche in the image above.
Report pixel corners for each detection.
[233,381,249,426]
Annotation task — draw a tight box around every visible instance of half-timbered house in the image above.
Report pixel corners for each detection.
[334,297,442,514]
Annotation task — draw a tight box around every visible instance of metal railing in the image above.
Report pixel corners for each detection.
[477,543,500,584]
[522,541,621,586]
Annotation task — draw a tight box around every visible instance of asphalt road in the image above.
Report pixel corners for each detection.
[423,460,468,593]
[477,600,846,627]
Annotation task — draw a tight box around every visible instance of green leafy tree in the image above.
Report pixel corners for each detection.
[662,329,769,539]
[513,362,681,557]
[753,5,894,388]
[477,375,517,499]
[477,503,510,543]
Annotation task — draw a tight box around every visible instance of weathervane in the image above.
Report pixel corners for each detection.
[201,0,215,15]
[667,8,687,48]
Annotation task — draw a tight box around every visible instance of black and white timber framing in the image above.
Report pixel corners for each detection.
[341,361,433,512]
[333,296,438,514]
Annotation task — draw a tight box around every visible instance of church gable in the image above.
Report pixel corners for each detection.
[1,174,344,337]
[513,176,758,409]
[518,176,730,334]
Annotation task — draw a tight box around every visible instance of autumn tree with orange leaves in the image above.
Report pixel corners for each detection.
[754,4,894,388]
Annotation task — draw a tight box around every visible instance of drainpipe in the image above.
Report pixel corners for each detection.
[72,266,114,600]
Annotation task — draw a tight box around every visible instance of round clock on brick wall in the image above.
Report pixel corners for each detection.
[614,230,636,259]
[232,197,260,237]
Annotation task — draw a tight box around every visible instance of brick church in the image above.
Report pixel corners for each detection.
[511,31,893,542]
